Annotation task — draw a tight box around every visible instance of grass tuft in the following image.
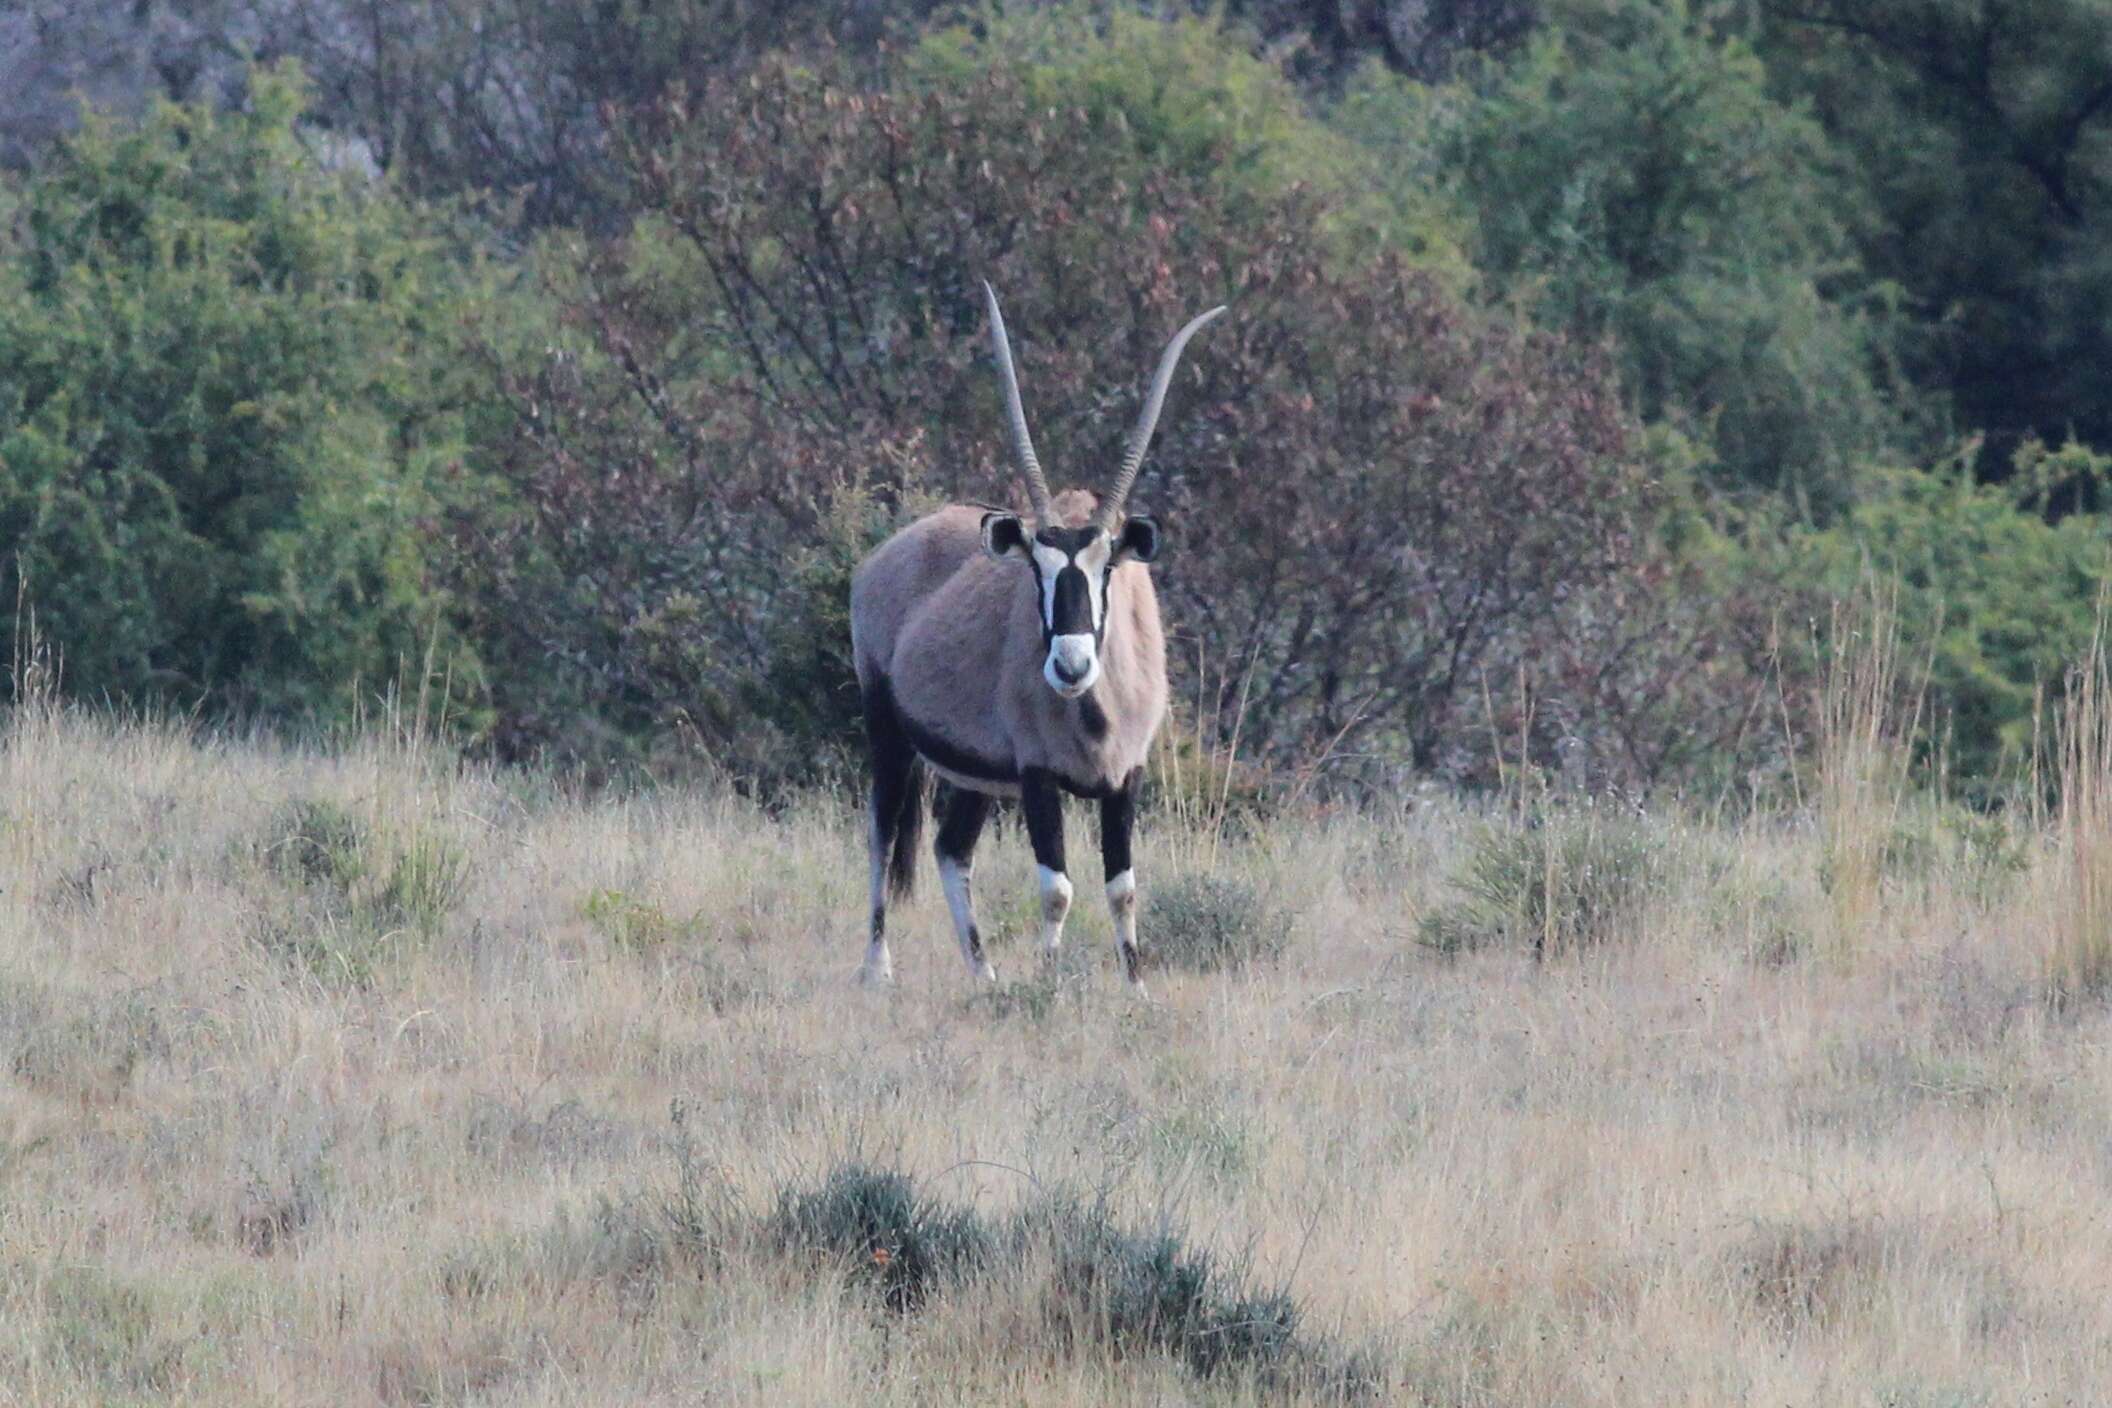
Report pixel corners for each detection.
[1146,871,1291,973]
[767,1162,994,1312]
[1418,808,1666,956]
[2046,616,2112,1004]
[244,795,468,984]
[1814,595,1920,956]
[38,1265,186,1395]
[1735,1217,1896,1333]
[756,1160,1375,1393]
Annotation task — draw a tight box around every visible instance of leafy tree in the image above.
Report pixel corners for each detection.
[1444,0,1916,510]
[1758,0,2112,468]
[1784,447,2112,785]
[0,63,480,722]
[450,22,1661,783]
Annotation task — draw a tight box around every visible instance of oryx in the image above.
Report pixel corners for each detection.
[851,283,1224,989]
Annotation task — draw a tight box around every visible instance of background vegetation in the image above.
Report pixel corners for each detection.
[6,0,2112,797]
[8,9,2112,1399]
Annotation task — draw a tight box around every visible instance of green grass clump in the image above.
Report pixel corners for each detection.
[758,1161,1376,1393]
[245,796,469,984]
[1013,1196,1309,1383]
[1418,810,1667,956]
[580,888,704,952]
[766,1163,994,1312]
[39,1264,185,1395]
[1147,871,1291,973]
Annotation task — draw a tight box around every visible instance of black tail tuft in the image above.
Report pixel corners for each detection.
[863,672,922,903]
[888,762,923,902]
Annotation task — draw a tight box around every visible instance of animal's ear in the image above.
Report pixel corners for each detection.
[1113,514,1162,564]
[981,512,1030,560]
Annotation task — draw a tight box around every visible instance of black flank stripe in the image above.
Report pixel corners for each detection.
[896,709,1019,786]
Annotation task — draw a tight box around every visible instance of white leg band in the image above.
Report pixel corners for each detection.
[1038,865,1073,951]
[940,854,996,982]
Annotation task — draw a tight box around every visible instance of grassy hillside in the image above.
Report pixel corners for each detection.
[2,700,2110,1403]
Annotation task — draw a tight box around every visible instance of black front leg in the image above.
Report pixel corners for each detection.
[1020,768,1074,953]
[1098,767,1144,986]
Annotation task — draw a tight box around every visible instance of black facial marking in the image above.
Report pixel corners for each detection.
[1024,526,1112,648]
[1034,525,1102,553]
[1050,564,1093,637]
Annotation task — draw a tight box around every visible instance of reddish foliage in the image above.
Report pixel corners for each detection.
[452,52,1774,788]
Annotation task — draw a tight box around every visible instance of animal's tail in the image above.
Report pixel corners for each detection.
[862,672,923,903]
[888,759,923,903]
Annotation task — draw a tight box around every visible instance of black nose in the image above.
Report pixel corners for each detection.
[1051,656,1087,685]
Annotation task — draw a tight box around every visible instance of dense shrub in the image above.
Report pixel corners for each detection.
[766,1163,992,1313]
[0,65,482,724]
[759,1160,1375,1393]
[1443,2,1916,508]
[1758,0,2112,467]
[1418,808,1671,954]
[1012,1196,1322,1385]
[1146,871,1291,973]
[5,4,2100,802]
[454,16,1655,783]
[1780,453,2112,786]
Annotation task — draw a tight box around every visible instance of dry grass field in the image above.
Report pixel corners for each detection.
[3,693,2111,1405]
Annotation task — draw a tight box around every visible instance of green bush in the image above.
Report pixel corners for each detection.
[247,795,468,984]
[0,63,484,725]
[461,19,1643,781]
[1418,809,1669,955]
[759,1160,1375,1393]
[1146,871,1291,973]
[1777,454,2112,788]
[766,1163,993,1313]
[1442,1,1914,507]
[1757,0,2112,464]
[1012,1196,1311,1385]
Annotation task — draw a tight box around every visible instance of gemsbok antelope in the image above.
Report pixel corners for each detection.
[852,283,1225,990]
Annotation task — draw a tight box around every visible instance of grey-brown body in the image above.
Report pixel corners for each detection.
[851,491,1167,800]
[851,283,1220,990]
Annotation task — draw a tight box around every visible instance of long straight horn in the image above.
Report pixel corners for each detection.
[1098,304,1227,532]
[983,282,1053,523]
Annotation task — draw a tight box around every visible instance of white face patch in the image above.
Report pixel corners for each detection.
[1032,532,1114,698]
[1074,533,1112,626]
[1030,541,1068,628]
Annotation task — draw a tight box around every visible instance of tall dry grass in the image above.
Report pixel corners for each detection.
[2043,615,2112,1003]
[1,689,2110,1404]
[1812,593,1921,958]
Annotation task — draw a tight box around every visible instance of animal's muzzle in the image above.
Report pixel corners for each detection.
[1045,633,1100,696]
